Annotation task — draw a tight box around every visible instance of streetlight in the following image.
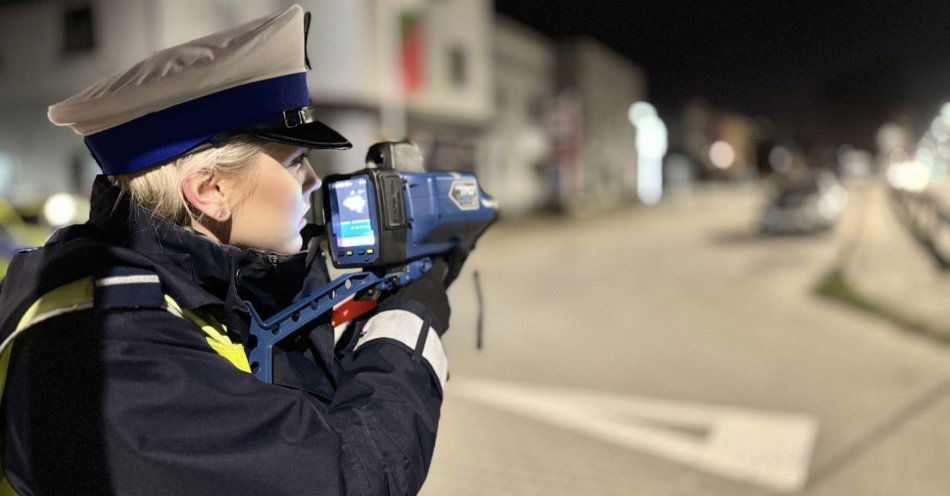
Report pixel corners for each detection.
[629,102,667,205]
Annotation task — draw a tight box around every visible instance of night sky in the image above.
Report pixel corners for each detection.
[497,0,950,149]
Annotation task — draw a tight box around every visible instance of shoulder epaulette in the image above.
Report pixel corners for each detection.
[94,265,164,310]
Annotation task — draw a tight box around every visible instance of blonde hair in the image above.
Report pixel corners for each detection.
[108,136,268,225]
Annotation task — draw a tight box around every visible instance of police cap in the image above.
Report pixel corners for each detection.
[47,4,351,176]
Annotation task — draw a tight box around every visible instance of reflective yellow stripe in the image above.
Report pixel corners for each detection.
[0,278,251,494]
[0,347,11,422]
[163,295,251,373]
[0,476,18,496]
[0,277,93,496]
[0,277,247,375]
[14,277,94,334]
[0,277,94,411]
[0,348,14,495]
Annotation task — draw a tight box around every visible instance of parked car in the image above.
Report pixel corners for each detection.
[760,169,847,234]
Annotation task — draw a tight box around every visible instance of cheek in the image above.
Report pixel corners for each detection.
[263,174,303,225]
[229,155,311,253]
[240,172,303,241]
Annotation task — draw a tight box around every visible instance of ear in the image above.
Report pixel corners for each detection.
[181,169,231,222]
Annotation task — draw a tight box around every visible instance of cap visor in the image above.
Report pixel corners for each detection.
[255,119,352,150]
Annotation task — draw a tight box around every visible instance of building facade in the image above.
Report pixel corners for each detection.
[0,0,493,197]
[301,0,493,176]
[0,0,651,218]
[478,16,556,217]
[0,0,284,201]
[558,38,647,210]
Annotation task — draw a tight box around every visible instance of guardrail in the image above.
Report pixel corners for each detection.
[889,186,950,269]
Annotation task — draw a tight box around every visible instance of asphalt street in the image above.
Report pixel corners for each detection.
[420,185,950,495]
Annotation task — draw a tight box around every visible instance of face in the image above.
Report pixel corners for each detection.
[228,143,320,254]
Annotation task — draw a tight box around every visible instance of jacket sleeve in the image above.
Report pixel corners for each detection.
[330,308,448,495]
[3,306,446,496]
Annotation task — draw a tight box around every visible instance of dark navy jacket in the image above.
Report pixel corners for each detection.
[0,177,444,495]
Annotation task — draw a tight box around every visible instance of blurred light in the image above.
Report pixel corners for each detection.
[709,141,735,169]
[887,160,929,192]
[636,115,668,160]
[888,149,910,165]
[633,106,667,206]
[931,162,947,184]
[876,123,907,154]
[0,152,13,195]
[931,118,949,141]
[916,147,935,165]
[818,184,848,219]
[637,174,662,205]
[941,102,950,123]
[837,146,873,181]
[768,146,792,172]
[43,193,78,227]
[628,101,657,127]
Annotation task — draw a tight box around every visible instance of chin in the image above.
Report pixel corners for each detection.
[276,234,304,255]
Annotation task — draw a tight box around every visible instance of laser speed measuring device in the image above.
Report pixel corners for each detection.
[244,141,496,384]
[324,141,496,270]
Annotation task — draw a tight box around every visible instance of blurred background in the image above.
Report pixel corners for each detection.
[4,0,950,494]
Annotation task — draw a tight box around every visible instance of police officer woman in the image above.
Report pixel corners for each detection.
[0,6,450,495]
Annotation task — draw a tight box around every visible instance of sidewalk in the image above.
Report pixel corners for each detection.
[835,180,950,338]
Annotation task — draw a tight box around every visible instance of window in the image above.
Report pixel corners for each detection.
[62,6,95,55]
[448,45,467,87]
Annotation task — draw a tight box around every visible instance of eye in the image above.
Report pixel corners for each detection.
[286,154,307,172]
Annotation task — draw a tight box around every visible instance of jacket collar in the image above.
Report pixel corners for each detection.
[85,175,329,324]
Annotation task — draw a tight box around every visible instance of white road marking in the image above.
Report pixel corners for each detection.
[450,378,818,493]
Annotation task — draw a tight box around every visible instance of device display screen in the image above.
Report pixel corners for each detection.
[332,177,376,248]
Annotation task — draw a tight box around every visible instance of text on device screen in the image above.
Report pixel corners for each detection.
[333,178,376,248]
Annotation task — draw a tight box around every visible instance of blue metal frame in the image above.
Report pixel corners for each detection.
[244,258,432,384]
[245,271,380,384]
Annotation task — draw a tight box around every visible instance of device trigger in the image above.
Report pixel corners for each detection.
[332,298,379,328]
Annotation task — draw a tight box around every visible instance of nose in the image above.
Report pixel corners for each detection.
[300,157,321,195]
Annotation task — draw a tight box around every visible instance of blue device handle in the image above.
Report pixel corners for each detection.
[244,257,433,384]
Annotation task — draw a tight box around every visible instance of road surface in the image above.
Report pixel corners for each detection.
[421,185,950,495]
